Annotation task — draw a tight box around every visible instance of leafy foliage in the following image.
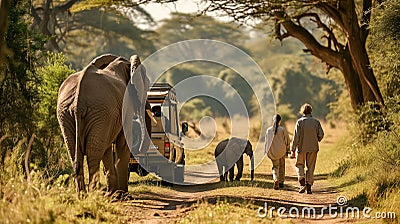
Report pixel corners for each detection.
[202,0,385,108]
[33,53,75,176]
[156,12,247,47]
[370,0,400,97]
[0,0,45,138]
[0,1,73,178]
[64,8,156,68]
[179,98,213,121]
[335,96,400,207]
[270,61,339,118]
[36,53,75,138]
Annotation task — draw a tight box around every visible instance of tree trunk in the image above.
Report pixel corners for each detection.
[275,1,385,109]
[348,36,384,104]
[0,0,10,64]
[342,0,385,106]
[275,11,365,110]
[339,49,364,109]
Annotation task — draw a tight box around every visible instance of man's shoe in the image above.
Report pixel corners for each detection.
[299,178,305,186]
[299,185,307,194]
[273,181,279,190]
[279,183,284,188]
[306,184,312,194]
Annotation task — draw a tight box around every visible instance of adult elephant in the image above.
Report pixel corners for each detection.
[214,138,254,182]
[57,54,150,194]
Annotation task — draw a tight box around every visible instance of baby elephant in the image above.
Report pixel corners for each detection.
[214,138,254,182]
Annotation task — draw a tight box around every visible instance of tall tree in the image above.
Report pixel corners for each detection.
[30,0,78,51]
[204,0,384,109]
[136,0,385,109]
[369,0,400,97]
[156,12,246,46]
[1,0,45,137]
[62,8,156,68]
[30,0,155,52]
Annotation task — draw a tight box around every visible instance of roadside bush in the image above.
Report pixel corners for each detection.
[0,143,128,223]
[33,53,74,179]
[333,96,400,220]
[353,102,392,144]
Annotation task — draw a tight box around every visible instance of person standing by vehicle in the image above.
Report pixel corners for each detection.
[265,114,290,190]
[290,103,324,194]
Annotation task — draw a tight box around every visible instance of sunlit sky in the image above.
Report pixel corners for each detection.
[138,0,259,36]
[141,0,203,22]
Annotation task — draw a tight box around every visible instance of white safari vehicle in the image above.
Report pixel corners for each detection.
[129,83,188,184]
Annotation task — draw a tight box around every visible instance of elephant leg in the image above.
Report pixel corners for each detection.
[216,159,225,182]
[87,154,102,191]
[228,166,235,182]
[235,156,244,181]
[102,146,117,193]
[75,157,86,193]
[115,132,130,192]
[222,166,229,181]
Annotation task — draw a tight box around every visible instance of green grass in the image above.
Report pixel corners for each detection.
[323,102,400,223]
[1,113,398,224]
[0,174,129,223]
[179,200,292,224]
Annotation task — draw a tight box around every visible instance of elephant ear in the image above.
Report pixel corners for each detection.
[91,54,119,69]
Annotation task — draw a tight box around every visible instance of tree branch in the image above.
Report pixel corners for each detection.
[30,6,42,28]
[275,22,290,41]
[25,134,36,183]
[316,2,345,29]
[295,12,344,52]
[0,134,9,146]
[40,0,52,35]
[273,10,342,70]
[52,0,78,14]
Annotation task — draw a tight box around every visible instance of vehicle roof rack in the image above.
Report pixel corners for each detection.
[149,83,173,92]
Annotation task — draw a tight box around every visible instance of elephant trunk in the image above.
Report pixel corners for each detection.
[131,115,142,154]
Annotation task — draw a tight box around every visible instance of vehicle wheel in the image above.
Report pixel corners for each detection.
[161,180,173,187]
[128,164,135,181]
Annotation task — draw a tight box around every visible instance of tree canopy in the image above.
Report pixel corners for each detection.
[155,12,246,46]
[136,0,386,110]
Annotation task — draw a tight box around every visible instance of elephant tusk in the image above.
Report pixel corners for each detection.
[146,109,157,124]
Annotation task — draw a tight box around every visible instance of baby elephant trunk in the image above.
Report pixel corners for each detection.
[250,155,254,181]
[245,140,254,181]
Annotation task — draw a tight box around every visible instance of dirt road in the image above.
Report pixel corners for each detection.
[121,122,355,223]
[123,156,352,223]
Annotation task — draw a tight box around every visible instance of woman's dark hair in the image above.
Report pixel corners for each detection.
[273,114,282,135]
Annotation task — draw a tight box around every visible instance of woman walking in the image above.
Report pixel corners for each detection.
[265,114,290,190]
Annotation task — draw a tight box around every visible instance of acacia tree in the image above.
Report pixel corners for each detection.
[30,0,79,51]
[207,0,385,109]
[135,0,384,109]
[30,0,155,52]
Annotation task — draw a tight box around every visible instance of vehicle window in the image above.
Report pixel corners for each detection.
[161,103,170,133]
[170,104,178,135]
[151,103,162,117]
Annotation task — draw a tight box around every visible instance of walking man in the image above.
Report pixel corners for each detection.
[290,103,324,194]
